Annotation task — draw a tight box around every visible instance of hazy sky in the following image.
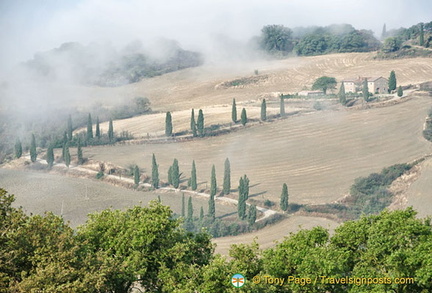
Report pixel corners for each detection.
[0,0,431,71]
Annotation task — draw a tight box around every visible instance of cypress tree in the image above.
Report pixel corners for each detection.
[280,96,285,116]
[241,108,247,126]
[197,109,204,137]
[87,113,93,140]
[64,142,71,167]
[15,138,22,159]
[339,83,347,105]
[261,99,267,121]
[191,109,197,137]
[223,158,231,195]
[134,165,140,185]
[208,193,215,220]
[362,79,369,102]
[381,23,386,40]
[238,176,246,220]
[151,153,159,189]
[30,134,37,163]
[181,193,185,217]
[210,164,217,197]
[191,160,197,191]
[165,112,173,136]
[46,144,54,168]
[172,159,180,188]
[77,138,84,165]
[95,116,101,139]
[187,196,193,221]
[420,23,425,46]
[243,175,250,200]
[67,115,73,141]
[397,86,403,97]
[168,166,173,185]
[280,183,289,212]
[388,70,397,92]
[200,206,204,221]
[108,118,114,142]
[238,177,244,200]
[248,204,257,225]
[232,98,237,123]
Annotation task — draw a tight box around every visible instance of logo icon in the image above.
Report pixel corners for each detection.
[231,274,246,288]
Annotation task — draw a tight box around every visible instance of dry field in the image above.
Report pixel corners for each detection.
[0,169,237,228]
[405,157,432,218]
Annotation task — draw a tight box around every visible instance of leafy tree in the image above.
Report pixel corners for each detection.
[248,204,257,225]
[223,158,231,195]
[232,98,237,123]
[67,114,73,141]
[338,82,347,105]
[95,116,101,139]
[261,99,267,121]
[389,70,397,92]
[165,112,173,136]
[191,160,197,191]
[172,158,180,188]
[134,165,140,185]
[46,144,54,168]
[382,37,402,53]
[312,76,337,94]
[77,138,84,165]
[260,24,293,53]
[362,78,369,101]
[30,134,37,162]
[14,138,22,159]
[280,183,289,211]
[86,113,93,140]
[190,109,197,137]
[295,33,331,56]
[280,96,285,116]
[152,153,159,188]
[397,85,403,97]
[241,108,247,126]
[197,109,204,137]
[181,193,185,217]
[108,118,114,141]
[420,22,425,46]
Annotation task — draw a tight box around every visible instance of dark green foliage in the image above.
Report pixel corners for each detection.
[108,118,114,141]
[338,83,347,105]
[165,112,173,137]
[280,96,285,116]
[14,138,22,159]
[46,145,54,168]
[312,76,337,94]
[77,139,84,165]
[67,115,73,141]
[30,134,37,162]
[172,159,180,188]
[191,160,197,191]
[223,158,230,195]
[190,109,197,137]
[210,164,217,197]
[151,153,159,189]
[238,177,247,220]
[199,206,204,221]
[382,37,403,53]
[240,108,247,126]
[397,85,403,97]
[260,99,267,121]
[181,193,185,217]
[187,196,193,221]
[86,113,93,140]
[231,99,237,123]
[259,24,293,54]
[243,175,249,200]
[420,23,425,46]
[95,116,100,139]
[208,193,215,221]
[134,165,140,185]
[280,183,289,211]
[197,109,204,137]
[64,142,71,167]
[248,205,257,225]
[389,70,397,92]
[168,166,173,185]
[362,78,369,101]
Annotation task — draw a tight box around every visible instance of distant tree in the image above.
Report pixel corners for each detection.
[397,86,403,97]
[382,37,402,53]
[95,117,101,139]
[172,159,180,188]
[280,96,285,116]
[210,164,217,197]
[232,99,237,123]
[14,138,22,159]
[151,153,159,189]
[260,99,267,121]
[238,177,246,220]
[181,193,185,217]
[248,204,257,225]
[190,109,197,137]
[420,23,425,46]
[86,113,93,140]
[223,158,231,195]
[241,108,247,126]
[388,70,397,92]
[197,109,204,137]
[168,166,173,185]
[64,142,71,167]
[312,76,337,94]
[77,138,84,165]
[108,118,114,142]
[30,134,37,162]
[134,165,140,185]
[260,24,293,53]
[362,78,369,102]
[165,112,173,137]
[191,160,197,191]
[200,206,204,221]
[280,183,289,211]
[187,196,193,221]
[381,23,387,40]
[338,83,347,105]
[46,144,54,168]
[67,115,73,141]
[243,175,250,200]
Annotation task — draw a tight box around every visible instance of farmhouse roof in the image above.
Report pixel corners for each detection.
[342,76,387,83]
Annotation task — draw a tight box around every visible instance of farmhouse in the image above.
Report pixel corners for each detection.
[342,76,388,94]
